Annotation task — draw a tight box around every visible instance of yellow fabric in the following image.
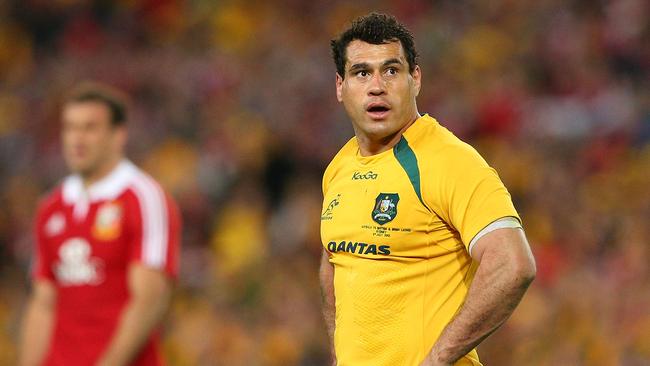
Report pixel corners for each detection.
[320,114,520,366]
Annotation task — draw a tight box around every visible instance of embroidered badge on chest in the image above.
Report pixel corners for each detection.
[92,201,123,241]
[372,193,399,225]
[55,237,104,286]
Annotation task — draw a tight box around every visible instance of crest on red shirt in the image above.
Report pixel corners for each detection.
[55,237,103,286]
[92,201,123,241]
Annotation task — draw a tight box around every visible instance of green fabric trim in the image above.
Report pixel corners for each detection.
[393,137,424,206]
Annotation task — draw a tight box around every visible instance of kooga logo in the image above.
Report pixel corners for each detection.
[352,171,378,180]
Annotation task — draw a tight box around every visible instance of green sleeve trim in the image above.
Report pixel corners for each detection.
[393,136,426,207]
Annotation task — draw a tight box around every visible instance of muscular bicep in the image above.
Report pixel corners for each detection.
[319,249,336,303]
[470,227,536,277]
[320,250,334,286]
[320,249,332,269]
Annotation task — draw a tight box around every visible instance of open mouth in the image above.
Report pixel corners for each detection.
[366,103,391,119]
[367,106,389,112]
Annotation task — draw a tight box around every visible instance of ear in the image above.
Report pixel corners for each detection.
[411,65,422,97]
[336,73,344,102]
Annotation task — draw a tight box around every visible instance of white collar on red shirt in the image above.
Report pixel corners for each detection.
[62,160,138,217]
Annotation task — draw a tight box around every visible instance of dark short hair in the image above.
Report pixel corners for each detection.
[65,81,128,126]
[331,12,418,78]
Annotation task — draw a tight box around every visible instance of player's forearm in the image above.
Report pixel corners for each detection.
[425,253,535,365]
[97,291,170,366]
[19,281,56,366]
[320,271,336,345]
[19,297,54,366]
[319,251,337,363]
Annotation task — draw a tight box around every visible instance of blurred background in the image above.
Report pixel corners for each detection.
[0,0,648,365]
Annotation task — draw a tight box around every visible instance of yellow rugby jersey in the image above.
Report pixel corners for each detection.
[320,114,520,366]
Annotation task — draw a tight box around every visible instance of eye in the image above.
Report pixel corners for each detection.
[356,70,369,77]
[386,67,397,75]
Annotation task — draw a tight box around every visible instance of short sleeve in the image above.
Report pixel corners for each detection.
[32,203,55,282]
[128,178,181,279]
[430,143,520,251]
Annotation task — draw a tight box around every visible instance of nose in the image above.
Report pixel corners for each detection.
[367,73,386,96]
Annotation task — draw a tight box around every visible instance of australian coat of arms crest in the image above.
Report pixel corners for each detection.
[372,193,399,225]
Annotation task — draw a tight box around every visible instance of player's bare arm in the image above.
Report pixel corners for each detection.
[319,249,337,366]
[96,264,172,366]
[19,280,57,366]
[420,228,536,366]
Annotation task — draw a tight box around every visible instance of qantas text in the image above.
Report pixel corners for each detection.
[327,241,391,255]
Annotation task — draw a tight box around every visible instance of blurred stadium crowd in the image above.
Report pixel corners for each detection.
[0,0,648,365]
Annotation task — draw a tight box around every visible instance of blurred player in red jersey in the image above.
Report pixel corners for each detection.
[18,82,181,366]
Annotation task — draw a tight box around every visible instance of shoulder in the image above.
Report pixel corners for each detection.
[35,184,64,219]
[122,165,174,210]
[121,165,180,231]
[322,136,357,193]
[39,184,64,208]
[126,167,165,196]
[33,183,68,237]
[409,115,489,173]
[408,117,499,211]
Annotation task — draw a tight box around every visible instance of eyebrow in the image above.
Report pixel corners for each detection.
[348,62,369,73]
[382,58,403,67]
[348,58,404,73]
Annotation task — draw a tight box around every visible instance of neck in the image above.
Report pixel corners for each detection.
[357,112,420,156]
[80,155,123,188]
